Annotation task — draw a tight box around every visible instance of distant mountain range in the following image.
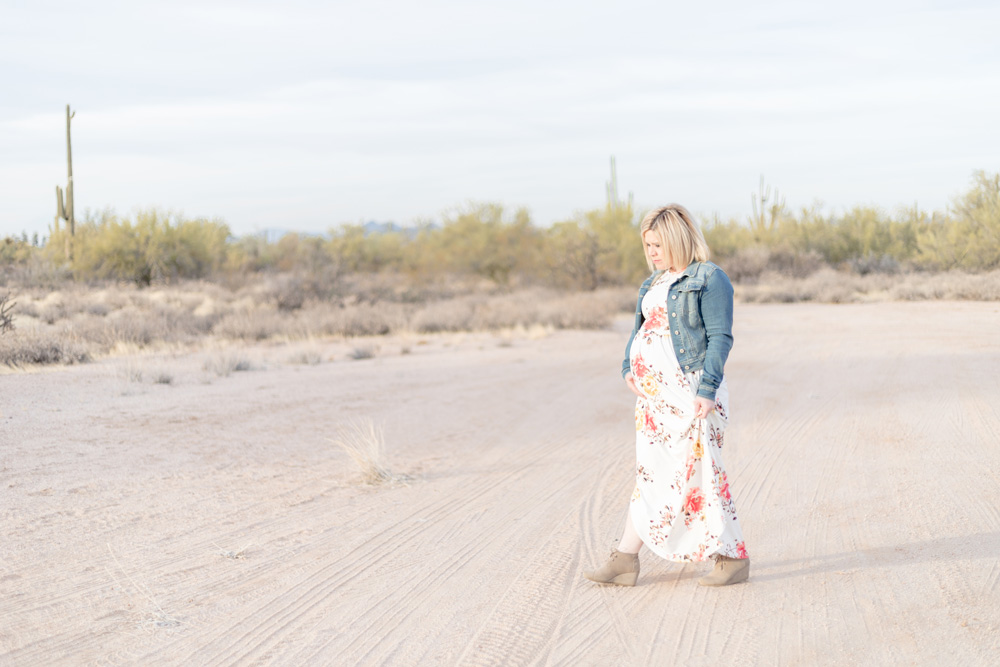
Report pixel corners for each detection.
[362,221,439,238]
[362,221,404,236]
[251,221,437,243]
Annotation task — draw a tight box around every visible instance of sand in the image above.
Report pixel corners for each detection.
[2,301,1000,666]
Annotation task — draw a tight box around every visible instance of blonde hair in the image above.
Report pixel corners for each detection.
[640,204,710,272]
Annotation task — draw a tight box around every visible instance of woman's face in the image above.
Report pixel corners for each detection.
[643,229,670,271]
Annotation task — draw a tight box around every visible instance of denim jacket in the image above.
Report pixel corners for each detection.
[621,261,734,400]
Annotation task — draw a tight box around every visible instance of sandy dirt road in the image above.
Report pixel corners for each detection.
[2,302,1000,666]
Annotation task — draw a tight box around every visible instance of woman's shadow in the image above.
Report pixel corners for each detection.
[640,531,1000,584]
[746,531,1000,582]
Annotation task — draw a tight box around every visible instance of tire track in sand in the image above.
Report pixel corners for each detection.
[175,385,625,666]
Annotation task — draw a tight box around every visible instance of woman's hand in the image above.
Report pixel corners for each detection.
[624,372,644,398]
[693,396,716,419]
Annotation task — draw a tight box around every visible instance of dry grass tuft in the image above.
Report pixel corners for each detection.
[5,268,997,371]
[330,418,394,484]
[287,348,323,365]
[117,358,144,383]
[214,308,283,341]
[408,287,632,334]
[151,369,174,385]
[349,346,376,360]
[203,351,253,377]
[0,277,634,368]
[735,268,1000,304]
[0,331,91,367]
[213,542,251,560]
[105,544,182,631]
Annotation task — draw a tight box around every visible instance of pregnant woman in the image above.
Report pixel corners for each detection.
[584,204,749,587]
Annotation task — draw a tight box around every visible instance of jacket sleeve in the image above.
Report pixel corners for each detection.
[697,267,734,399]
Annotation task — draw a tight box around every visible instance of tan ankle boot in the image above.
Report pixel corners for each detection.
[698,555,750,587]
[584,549,640,586]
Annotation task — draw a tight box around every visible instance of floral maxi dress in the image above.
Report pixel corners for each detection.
[629,274,747,562]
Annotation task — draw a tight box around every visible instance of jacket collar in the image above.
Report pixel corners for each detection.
[651,261,701,281]
[679,261,701,278]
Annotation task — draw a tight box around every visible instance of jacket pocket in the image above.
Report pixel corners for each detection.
[676,281,704,328]
[676,278,704,292]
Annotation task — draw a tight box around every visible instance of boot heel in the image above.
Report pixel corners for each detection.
[584,548,641,586]
[611,572,638,586]
[698,556,750,587]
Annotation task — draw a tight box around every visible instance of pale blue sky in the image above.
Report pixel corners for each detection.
[1,0,998,238]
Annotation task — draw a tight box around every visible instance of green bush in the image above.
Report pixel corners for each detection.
[426,203,541,285]
[4,170,999,288]
[45,209,231,285]
[916,171,1000,270]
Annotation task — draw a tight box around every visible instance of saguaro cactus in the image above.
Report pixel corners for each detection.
[55,104,76,238]
[605,156,634,211]
[750,175,784,241]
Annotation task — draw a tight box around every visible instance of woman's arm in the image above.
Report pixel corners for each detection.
[622,325,639,379]
[697,267,734,399]
[621,277,652,378]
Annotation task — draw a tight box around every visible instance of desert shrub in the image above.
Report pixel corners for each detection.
[410,298,476,333]
[261,274,307,311]
[39,302,66,324]
[15,300,38,319]
[542,222,603,290]
[0,236,37,285]
[714,245,824,282]
[543,220,618,290]
[97,310,159,347]
[719,246,770,283]
[5,170,1000,295]
[916,171,1000,271]
[287,348,322,365]
[734,268,1000,303]
[0,291,14,333]
[0,331,90,366]
[203,351,253,376]
[576,204,646,285]
[535,289,627,329]
[821,206,899,265]
[85,301,111,317]
[257,270,343,311]
[326,224,410,275]
[406,286,632,333]
[46,209,231,285]
[303,302,408,337]
[737,268,857,304]
[411,298,477,333]
[272,233,329,274]
[544,204,646,289]
[348,346,376,360]
[849,253,901,275]
[419,203,543,286]
[933,271,1000,300]
[55,300,217,351]
[703,218,755,265]
[152,369,174,384]
[767,248,825,278]
[471,291,550,330]
[213,308,285,341]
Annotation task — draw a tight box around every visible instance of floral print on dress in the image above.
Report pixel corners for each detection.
[627,274,747,562]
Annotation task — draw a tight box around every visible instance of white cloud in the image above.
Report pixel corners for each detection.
[1,1,999,235]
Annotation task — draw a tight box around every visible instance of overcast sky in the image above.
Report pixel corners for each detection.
[1,0,998,238]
